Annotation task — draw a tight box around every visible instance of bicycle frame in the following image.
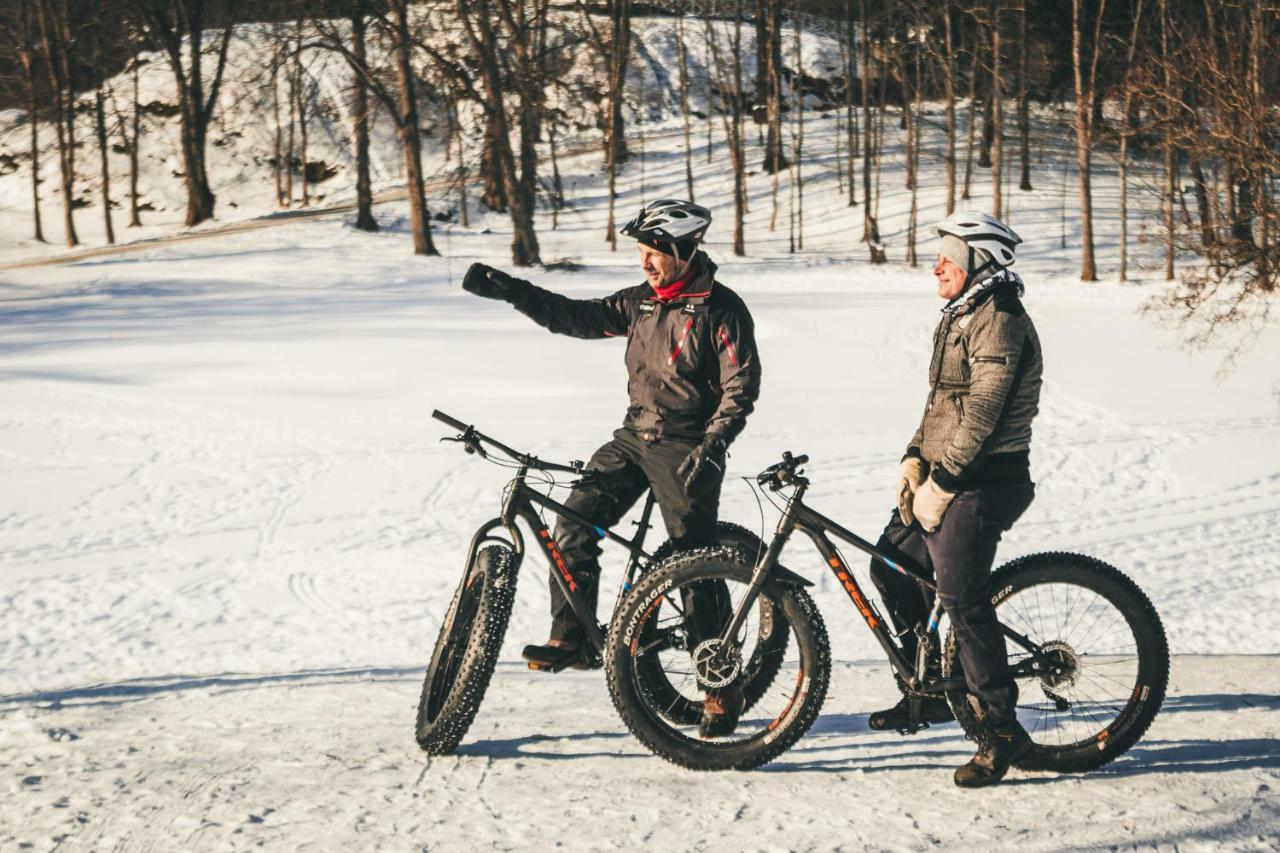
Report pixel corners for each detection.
[719,478,1052,695]
[460,465,660,667]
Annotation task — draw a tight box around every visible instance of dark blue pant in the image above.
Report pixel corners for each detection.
[551,428,727,645]
[869,483,1034,727]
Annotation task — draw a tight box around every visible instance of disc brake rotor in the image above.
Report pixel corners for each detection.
[692,639,742,689]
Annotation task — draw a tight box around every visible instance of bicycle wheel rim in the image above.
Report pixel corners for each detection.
[626,573,809,748]
[998,580,1148,752]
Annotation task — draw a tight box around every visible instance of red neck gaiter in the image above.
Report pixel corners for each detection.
[652,258,700,302]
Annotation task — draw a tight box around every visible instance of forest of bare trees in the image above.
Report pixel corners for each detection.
[0,0,1276,332]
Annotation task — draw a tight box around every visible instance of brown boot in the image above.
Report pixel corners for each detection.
[698,685,745,739]
[953,722,1033,788]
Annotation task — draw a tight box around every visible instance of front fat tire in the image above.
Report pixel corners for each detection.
[641,522,790,723]
[943,552,1169,774]
[607,546,830,771]
[415,544,518,756]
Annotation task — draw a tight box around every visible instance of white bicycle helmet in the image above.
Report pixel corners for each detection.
[621,199,712,261]
[935,210,1022,270]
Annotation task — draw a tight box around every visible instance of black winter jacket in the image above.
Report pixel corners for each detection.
[508,254,761,444]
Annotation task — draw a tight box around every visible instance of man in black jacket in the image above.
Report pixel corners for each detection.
[460,200,761,737]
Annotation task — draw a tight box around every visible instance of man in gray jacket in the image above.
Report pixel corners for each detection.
[868,211,1042,788]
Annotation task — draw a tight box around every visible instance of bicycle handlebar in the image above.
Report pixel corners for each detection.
[756,451,810,490]
[431,409,468,432]
[433,409,585,475]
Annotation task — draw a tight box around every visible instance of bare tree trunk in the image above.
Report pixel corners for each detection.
[350,8,376,231]
[794,7,804,250]
[295,22,309,208]
[548,114,562,229]
[136,1,237,227]
[860,0,873,239]
[706,7,746,256]
[391,0,437,255]
[762,0,786,173]
[456,96,470,228]
[1072,0,1105,281]
[285,55,295,207]
[270,26,284,207]
[1017,0,1031,191]
[18,0,45,241]
[907,17,920,267]
[962,23,978,202]
[37,0,79,247]
[843,0,857,206]
[1160,0,1173,280]
[481,112,508,211]
[943,1,957,215]
[603,0,630,248]
[127,55,142,226]
[676,13,695,201]
[991,0,1003,218]
[94,90,115,244]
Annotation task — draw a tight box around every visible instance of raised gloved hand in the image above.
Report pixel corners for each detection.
[676,435,727,500]
[462,263,524,302]
[896,456,927,526]
[911,475,956,533]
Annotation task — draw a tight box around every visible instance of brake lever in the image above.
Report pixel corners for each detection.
[440,430,487,459]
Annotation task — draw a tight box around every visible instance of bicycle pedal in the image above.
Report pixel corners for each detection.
[527,661,554,672]
[895,721,930,736]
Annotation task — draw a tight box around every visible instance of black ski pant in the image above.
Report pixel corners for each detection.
[869,482,1035,728]
[551,428,731,647]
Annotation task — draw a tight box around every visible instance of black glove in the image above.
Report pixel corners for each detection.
[677,435,727,500]
[462,263,524,302]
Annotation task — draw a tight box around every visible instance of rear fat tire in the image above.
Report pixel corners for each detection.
[607,546,831,771]
[416,544,519,755]
[942,552,1169,774]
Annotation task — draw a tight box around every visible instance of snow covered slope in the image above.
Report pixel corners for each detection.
[2,17,1278,845]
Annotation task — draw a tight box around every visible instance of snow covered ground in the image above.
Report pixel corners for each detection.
[3,31,1280,846]
[1,204,1278,849]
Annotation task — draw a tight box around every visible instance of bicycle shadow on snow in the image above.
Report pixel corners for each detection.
[455,731,642,761]
[766,695,1280,777]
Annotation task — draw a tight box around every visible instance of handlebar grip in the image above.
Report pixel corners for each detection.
[793,454,809,466]
[432,410,469,432]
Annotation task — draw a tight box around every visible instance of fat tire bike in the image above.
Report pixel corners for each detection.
[417,411,789,755]
[606,451,1169,772]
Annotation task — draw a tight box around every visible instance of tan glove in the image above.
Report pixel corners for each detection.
[912,476,956,533]
[896,457,927,525]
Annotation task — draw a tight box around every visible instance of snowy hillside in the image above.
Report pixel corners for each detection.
[2,12,1279,852]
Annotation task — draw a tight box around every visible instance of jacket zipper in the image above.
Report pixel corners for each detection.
[718,326,739,366]
[668,317,695,365]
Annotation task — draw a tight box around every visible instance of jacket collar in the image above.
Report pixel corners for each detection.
[942,268,1024,315]
[645,251,717,305]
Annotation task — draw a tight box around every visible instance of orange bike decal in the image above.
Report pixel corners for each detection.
[828,555,880,629]
[538,528,577,592]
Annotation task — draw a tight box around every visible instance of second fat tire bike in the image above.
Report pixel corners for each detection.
[416,411,790,756]
[606,452,1169,772]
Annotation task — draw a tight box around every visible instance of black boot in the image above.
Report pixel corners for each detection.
[522,639,593,672]
[953,722,1033,788]
[868,694,955,732]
